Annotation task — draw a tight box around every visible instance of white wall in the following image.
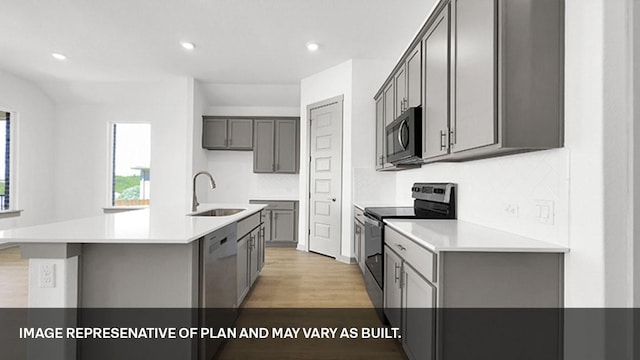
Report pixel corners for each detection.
[203,103,301,204]
[351,59,398,205]
[0,70,56,230]
[299,59,396,261]
[395,150,570,245]
[50,79,192,221]
[188,79,211,209]
[634,0,639,308]
[299,60,353,258]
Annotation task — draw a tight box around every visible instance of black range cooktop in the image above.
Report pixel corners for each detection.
[363,206,418,221]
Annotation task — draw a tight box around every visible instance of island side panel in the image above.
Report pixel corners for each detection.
[80,242,199,307]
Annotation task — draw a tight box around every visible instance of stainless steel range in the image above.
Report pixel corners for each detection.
[363,183,456,321]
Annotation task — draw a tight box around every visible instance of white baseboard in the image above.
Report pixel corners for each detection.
[296,243,307,252]
[336,255,356,264]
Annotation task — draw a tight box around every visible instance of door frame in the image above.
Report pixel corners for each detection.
[305,95,344,259]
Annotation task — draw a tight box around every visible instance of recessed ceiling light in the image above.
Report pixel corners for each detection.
[181,42,195,50]
[52,53,67,60]
[306,42,319,51]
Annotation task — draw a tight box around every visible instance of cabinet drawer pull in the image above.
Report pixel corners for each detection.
[394,263,401,283]
[395,244,406,251]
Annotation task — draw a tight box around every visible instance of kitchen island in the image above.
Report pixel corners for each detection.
[0,204,267,360]
[0,203,266,307]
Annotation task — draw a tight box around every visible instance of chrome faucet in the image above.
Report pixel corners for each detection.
[192,171,216,212]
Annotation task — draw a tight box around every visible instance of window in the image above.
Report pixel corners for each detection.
[0,111,11,211]
[110,123,151,207]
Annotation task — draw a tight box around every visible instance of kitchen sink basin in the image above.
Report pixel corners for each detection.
[190,208,245,217]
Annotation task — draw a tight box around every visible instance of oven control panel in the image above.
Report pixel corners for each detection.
[411,183,455,203]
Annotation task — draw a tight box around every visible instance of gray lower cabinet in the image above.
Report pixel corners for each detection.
[253,118,299,173]
[237,211,264,305]
[250,200,298,244]
[353,207,366,273]
[203,117,253,150]
[384,226,563,360]
[237,235,249,303]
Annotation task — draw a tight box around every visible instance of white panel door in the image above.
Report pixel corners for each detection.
[308,97,343,258]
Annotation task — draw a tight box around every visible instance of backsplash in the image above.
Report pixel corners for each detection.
[353,167,397,205]
[394,149,570,246]
[206,151,299,203]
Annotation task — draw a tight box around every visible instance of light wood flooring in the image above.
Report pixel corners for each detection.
[0,246,28,307]
[217,248,406,360]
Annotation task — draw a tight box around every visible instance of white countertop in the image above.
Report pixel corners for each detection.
[0,203,266,245]
[384,219,568,253]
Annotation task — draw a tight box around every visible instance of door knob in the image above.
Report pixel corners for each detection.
[332,198,336,202]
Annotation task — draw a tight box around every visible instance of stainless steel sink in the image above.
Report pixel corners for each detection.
[190,208,245,217]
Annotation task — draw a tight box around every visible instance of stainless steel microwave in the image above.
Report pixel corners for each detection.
[386,107,422,164]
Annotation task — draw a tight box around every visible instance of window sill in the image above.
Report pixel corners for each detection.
[0,210,23,219]
[103,206,148,214]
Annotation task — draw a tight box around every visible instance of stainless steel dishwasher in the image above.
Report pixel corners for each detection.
[199,222,237,360]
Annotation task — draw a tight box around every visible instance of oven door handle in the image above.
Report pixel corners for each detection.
[363,213,383,227]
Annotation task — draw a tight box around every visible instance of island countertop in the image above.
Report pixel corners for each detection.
[0,203,266,244]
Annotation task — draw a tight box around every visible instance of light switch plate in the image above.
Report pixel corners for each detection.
[535,200,554,225]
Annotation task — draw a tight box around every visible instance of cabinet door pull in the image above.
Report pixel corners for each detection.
[449,129,456,148]
[394,263,401,283]
[440,130,447,151]
[228,137,232,146]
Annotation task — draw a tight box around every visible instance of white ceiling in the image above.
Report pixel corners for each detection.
[1,0,435,89]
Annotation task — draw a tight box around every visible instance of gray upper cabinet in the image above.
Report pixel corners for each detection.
[451,0,496,153]
[375,96,385,169]
[274,119,297,173]
[253,120,275,173]
[383,82,395,127]
[253,118,299,174]
[228,119,254,149]
[374,0,564,165]
[406,46,422,109]
[202,117,253,150]
[448,0,564,159]
[422,5,450,160]
[395,45,421,118]
[394,66,406,118]
[202,118,228,149]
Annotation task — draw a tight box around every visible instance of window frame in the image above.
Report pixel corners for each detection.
[0,107,19,216]
[106,122,151,209]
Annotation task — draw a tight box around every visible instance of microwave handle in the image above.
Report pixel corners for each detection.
[398,119,408,150]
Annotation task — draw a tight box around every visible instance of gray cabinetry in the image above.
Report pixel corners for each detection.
[253,118,299,173]
[250,200,298,245]
[375,0,564,165]
[394,66,406,119]
[384,226,563,360]
[353,206,365,273]
[375,96,385,169]
[422,5,450,160]
[202,117,253,150]
[395,45,421,118]
[402,263,436,360]
[406,46,422,109]
[237,211,263,305]
[253,120,275,172]
[237,235,249,303]
[447,0,564,159]
[383,246,403,329]
[451,0,495,153]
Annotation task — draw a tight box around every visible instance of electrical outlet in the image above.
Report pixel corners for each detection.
[535,200,555,225]
[39,263,56,288]
[504,204,519,218]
